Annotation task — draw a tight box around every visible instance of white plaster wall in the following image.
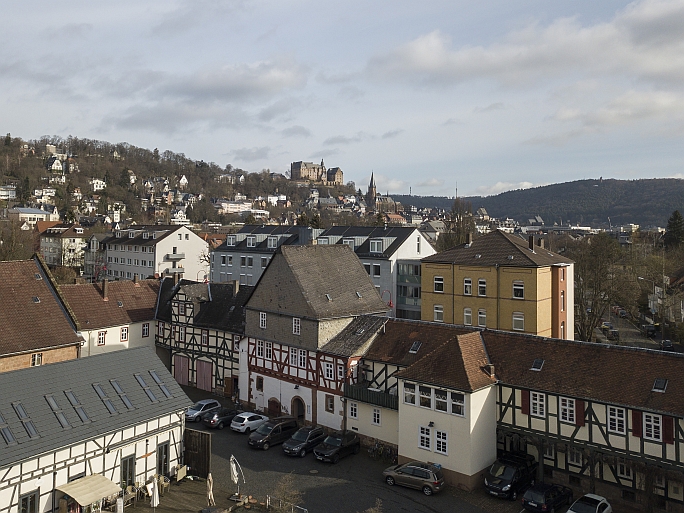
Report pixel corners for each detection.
[316,391,343,430]
[81,322,155,357]
[346,402,399,445]
[467,386,498,474]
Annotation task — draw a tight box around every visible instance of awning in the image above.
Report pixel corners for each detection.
[56,474,121,506]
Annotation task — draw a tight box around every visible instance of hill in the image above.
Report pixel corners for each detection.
[395,178,684,228]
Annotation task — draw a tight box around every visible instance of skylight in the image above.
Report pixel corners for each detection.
[13,402,39,438]
[93,383,118,414]
[409,340,422,354]
[0,411,16,445]
[65,390,90,423]
[110,379,134,409]
[149,370,173,398]
[135,374,158,402]
[32,297,40,303]
[325,294,332,302]
[45,395,70,428]
[356,292,363,298]
[530,358,544,371]
[653,378,668,393]
[35,273,42,280]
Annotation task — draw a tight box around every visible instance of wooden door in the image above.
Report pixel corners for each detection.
[173,355,189,386]
[196,360,213,392]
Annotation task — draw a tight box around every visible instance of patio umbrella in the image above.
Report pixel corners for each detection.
[150,477,160,511]
[206,473,216,506]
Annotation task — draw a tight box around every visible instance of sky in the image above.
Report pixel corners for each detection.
[2,0,684,197]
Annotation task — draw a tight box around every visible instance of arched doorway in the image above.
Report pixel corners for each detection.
[267,398,281,417]
[291,397,305,422]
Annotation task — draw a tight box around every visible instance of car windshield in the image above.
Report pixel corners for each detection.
[291,429,310,442]
[191,402,206,411]
[256,424,273,435]
[434,469,444,481]
[571,497,601,513]
[323,435,342,447]
[524,489,547,503]
[489,462,515,480]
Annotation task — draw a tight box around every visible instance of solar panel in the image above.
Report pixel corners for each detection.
[531,358,544,371]
[409,341,422,354]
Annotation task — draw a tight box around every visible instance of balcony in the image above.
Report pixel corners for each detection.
[164,267,185,274]
[343,383,398,410]
[166,252,185,260]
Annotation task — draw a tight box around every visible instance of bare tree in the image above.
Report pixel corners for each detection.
[437,198,475,252]
[271,473,303,513]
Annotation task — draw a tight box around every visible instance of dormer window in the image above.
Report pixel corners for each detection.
[227,235,236,246]
[318,237,328,245]
[267,236,277,249]
[343,238,355,248]
[143,232,149,239]
[247,236,256,248]
[116,231,122,238]
[128,232,134,238]
[370,239,382,253]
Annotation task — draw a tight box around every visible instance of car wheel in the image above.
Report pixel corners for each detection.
[263,442,270,451]
[299,449,306,458]
[332,454,340,464]
[385,476,395,486]
[195,416,202,423]
[510,491,517,501]
[217,422,224,430]
[422,486,433,496]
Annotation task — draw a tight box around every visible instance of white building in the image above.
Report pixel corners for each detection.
[89,178,107,192]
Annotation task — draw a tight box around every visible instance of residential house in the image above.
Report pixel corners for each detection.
[39,223,89,269]
[7,207,60,227]
[0,257,81,372]
[83,233,112,281]
[155,278,254,396]
[421,230,574,339]
[0,347,190,513]
[89,178,107,192]
[0,185,16,201]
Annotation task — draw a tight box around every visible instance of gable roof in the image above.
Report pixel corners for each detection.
[318,226,423,258]
[319,315,388,357]
[0,347,190,468]
[246,245,389,319]
[0,258,81,356]
[422,230,573,267]
[59,280,160,330]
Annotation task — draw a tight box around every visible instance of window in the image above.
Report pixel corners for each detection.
[135,374,158,402]
[404,383,416,404]
[265,342,272,359]
[512,312,524,331]
[373,264,381,277]
[560,397,575,423]
[607,406,626,434]
[560,321,565,339]
[372,408,381,425]
[617,458,633,479]
[176,326,185,342]
[451,392,465,416]
[256,376,263,391]
[434,305,444,322]
[325,394,334,413]
[338,365,344,380]
[31,353,42,367]
[293,317,301,335]
[544,444,555,459]
[257,340,264,357]
[644,413,662,441]
[241,256,246,267]
[434,276,444,292]
[201,330,208,345]
[370,239,382,253]
[158,322,165,336]
[20,491,39,513]
[267,236,277,249]
[65,390,90,422]
[221,255,226,266]
[513,281,524,299]
[298,349,307,368]
[561,291,565,312]
[121,326,128,341]
[178,233,182,240]
[349,402,358,419]
[261,257,268,268]
[364,263,371,275]
[531,392,545,417]
[98,331,106,346]
[568,447,582,465]
[247,256,253,267]
[93,383,118,414]
[110,379,134,409]
[478,279,486,296]
[247,236,256,247]
[561,268,565,281]
[478,309,486,327]
[13,402,39,438]
[416,236,421,254]
[463,308,472,326]
[464,278,472,295]
[419,426,431,450]
[0,411,16,445]
[290,347,298,367]
[179,303,185,315]
[419,386,432,408]
[157,441,170,476]
[435,390,447,412]
[259,312,267,329]
[435,430,448,455]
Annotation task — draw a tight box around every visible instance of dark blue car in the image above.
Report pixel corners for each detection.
[522,483,573,512]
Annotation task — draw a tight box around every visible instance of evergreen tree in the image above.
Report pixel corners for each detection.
[664,210,684,249]
[4,133,10,146]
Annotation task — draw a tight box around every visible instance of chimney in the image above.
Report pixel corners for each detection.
[232,280,240,296]
[133,274,140,286]
[102,278,109,301]
[537,238,545,249]
[528,235,535,251]
[173,272,180,286]
[466,233,473,246]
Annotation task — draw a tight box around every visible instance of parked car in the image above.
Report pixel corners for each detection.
[567,494,612,513]
[660,339,675,352]
[522,483,573,512]
[484,453,538,500]
[282,426,326,457]
[248,416,298,450]
[606,329,619,341]
[641,324,656,337]
[230,412,269,433]
[383,461,445,496]
[618,309,628,318]
[202,407,243,429]
[186,399,221,423]
[313,431,360,463]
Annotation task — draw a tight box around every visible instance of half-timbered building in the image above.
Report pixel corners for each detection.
[155,277,254,397]
[0,347,190,513]
[242,244,388,426]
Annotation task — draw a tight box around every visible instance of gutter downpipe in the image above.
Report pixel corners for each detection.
[496,264,500,329]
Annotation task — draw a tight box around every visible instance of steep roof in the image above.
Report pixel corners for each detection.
[319,315,388,357]
[59,280,160,330]
[422,230,573,267]
[246,245,389,319]
[319,226,422,258]
[395,331,496,392]
[0,347,190,467]
[0,258,81,355]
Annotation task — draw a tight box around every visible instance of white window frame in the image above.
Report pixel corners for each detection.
[435,389,447,412]
[513,281,524,299]
[451,392,465,416]
[142,323,149,338]
[434,305,444,322]
[531,392,545,418]
[349,402,358,419]
[464,308,472,326]
[259,312,267,329]
[121,327,128,342]
[607,406,626,434]
[337,365,344,380]
[478,309,486,327]
[98,331,106,346]
[370,239,382,253]
[559,397,575,423]
[265,341,272,360]
[434,276,444,293]
[201,329,209,346]
[644,413,662,442]
[257,340,264,358]
[31,353,42,367]
[298,349,307,369]
[617,458,633,479]
[290,347,298,368]
[324,362,334,380]
[478,279,486,296]
[512,312,524,331]
[267,236,277,249]
[419,386,432,409]
[292,317,301,335]
[372,408,381,426]
[404,383,416,404]
[435,430,448,455]
[561,290,565,312]
[568,447,582,466]
[247,236,256,248]
[372,264,381,277]
[464,278,472,295]
[419,426,431,450]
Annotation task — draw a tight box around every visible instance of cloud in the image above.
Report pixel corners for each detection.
[374,174,408,193]
[474,102,504,113]
[474,181,543,196]
[323,132,367,145]
[381,129,403,139]
[281,125,311,138]
[309,149,339,159]
[46,23,93,39]
[258,97,302,122]
[442,117,463,126]
[152,0,246,36]
[232,146,271,161]
[415,178,444,188]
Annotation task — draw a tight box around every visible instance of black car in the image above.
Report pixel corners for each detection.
[201,408,242,429]
[484,453,538,500]
[660,339,675,352]
[248,417,298,450]
[522,483,573,512]
[313,431,360,463]
[282,426,326,457]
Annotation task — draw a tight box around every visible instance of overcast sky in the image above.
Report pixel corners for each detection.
[3,0,684,196]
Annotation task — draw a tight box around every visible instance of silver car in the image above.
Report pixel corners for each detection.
[230,412,269,433]
[185,399,221,423]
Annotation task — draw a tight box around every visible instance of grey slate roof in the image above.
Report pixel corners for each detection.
[319,315,388,357]
[0,347,191,468]
[318,226,420,258]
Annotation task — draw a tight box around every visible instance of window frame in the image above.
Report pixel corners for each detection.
[369,239,383,253]
[464,278,472,295]
[372,408,381,426]
[478,279,487,296]
[451,392,465,416]
[512,312,525,331]
[434,305,444,322]
[435,430,448,455]
[477,309,486,327]
[434,276,444,293]
[324,362,334,380]
[259,311,267,329]
[513,281,524,299]
[644,413,662,442]
[607,406,626,435]
[298,349,307,369]
[325,394,334,413]
[404,383,416,404]
[463,308,472,326]
[31,353,43,367]
[293,317,301,335]
[257,340,264,358]
[419,386,432,409]
[419,426,431,450]
[265,341,272,360]
[97,331,106,346]
[201,329,209,346]
[121,326,129,342]
[372,264,381,277]
[349,402,358,419]
[559,397,575,424]
[531,392,546,418]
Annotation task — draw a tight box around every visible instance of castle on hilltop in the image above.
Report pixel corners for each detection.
[290,160,343,186]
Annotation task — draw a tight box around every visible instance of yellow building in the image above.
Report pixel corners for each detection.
[421,230,574,339]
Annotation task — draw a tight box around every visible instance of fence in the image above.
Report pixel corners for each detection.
[266,495,308,513]
[343,384,399,410]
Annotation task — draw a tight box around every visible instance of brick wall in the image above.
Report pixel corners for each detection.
[0,345,78,373]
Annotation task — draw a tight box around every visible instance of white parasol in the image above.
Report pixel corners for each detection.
[150,477,160,511]
[206,472,216,506]
[229,455,246,501]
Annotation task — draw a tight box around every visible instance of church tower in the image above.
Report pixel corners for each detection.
[367,172,377,209]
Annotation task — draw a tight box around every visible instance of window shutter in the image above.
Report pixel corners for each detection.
[575,400,585,427]
[521,390,530,415]
[632,410,642,438]
[663,416,675,445]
